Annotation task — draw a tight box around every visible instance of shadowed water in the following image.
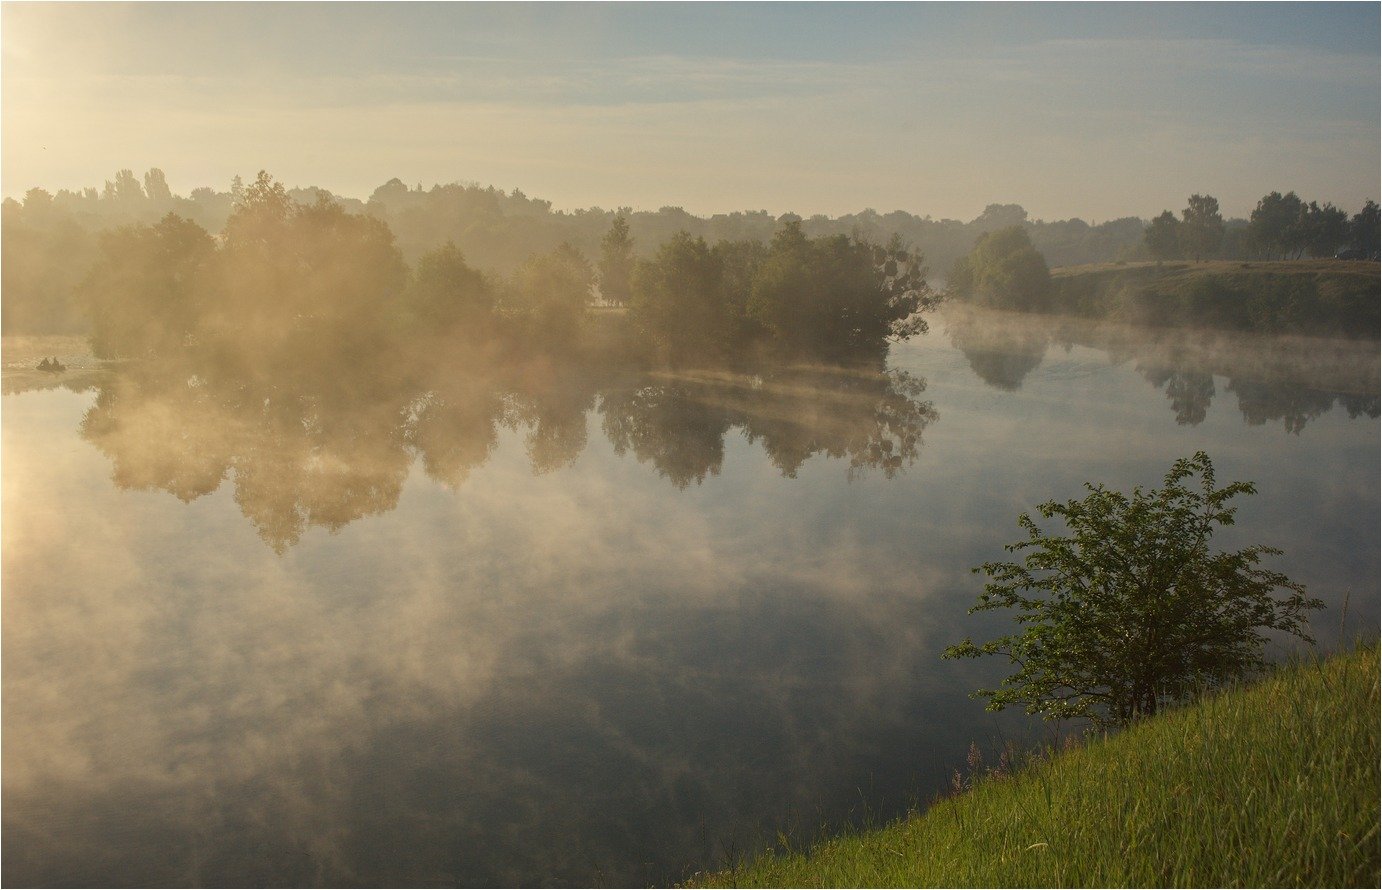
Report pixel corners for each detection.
[4,308,1377,887]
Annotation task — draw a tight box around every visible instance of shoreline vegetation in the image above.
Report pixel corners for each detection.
[692,645,1381,888]
[944,222,1379,341]
[1047,260,1381,339]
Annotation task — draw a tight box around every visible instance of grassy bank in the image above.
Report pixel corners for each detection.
[1049,260,1379,339]
[695,646,1380,887]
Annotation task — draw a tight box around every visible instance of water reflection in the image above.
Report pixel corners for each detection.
[945,305,1380,430]
[75,356,937,550]
[4,319,1377,888]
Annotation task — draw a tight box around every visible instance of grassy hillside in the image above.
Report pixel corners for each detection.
[694,646,1380,887]
[1049,260,1379,339]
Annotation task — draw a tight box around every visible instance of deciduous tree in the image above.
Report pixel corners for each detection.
[943,452,1320,728]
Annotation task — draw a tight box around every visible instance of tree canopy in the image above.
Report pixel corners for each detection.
[597,214,634,306]
[943,452,1321,728]
[947,225,1052,311]
[1179,194,1225,262]
[1143,210,1181,261]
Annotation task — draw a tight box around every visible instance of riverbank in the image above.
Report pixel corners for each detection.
[693,645,1380,887]
[1048,260,1380,338]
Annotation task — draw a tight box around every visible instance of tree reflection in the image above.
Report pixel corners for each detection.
[78,354,937,550]
[950,306,1380,432]
[945,307,1051,391]
[599,366,937,486]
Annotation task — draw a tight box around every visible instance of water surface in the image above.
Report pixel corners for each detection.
[4,309,1377,886]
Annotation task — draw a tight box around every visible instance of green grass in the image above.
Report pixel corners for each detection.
[694,646,1380,887]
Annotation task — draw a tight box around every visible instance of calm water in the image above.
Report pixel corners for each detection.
[4,309,1378,886]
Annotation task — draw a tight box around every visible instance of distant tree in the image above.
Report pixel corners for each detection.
[509,242,593,344]
[22,187,54,213]
[1144,210,1182,261]
[2,196,97,334]
[143,168,173,204]
[210,172,406,361]
[712,238,770,342]
[1303,202,1350,259]
[748,222,934,360]
[1179,194,1224,261]
[81,213,215,358]
[597,214,634,306]
[948,226,1053,311]
[405,241,493,333]
[973,203,1029,231]
[1349,200,1379,257]
[943,452,1321,728]
[1247,191,1303,259]
[631,231,729,362]
[103,168,144,205]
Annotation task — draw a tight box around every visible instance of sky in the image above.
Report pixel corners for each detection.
[2,2,1378,221]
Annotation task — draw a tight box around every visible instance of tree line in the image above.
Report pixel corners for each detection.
[1144,193,1379,262]
[75,171,937,368]
[3,167,1158,335]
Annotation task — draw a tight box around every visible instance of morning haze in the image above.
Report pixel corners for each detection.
[2,3,1377,219]
[2,3,1378,888]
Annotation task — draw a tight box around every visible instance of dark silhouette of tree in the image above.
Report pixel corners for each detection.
[597,214,634,306]
[1349,200,1379,257]
[1247,191,1304,259]
[1143,210,1182,261]
[1179,194,1224,261]
[1302,202,1350,258]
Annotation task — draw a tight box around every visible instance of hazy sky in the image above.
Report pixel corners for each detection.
[3,2,1378,221]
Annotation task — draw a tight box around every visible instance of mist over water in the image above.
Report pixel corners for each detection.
[4,308,1376,886]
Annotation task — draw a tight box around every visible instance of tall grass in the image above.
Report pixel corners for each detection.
[695,646,1380,887]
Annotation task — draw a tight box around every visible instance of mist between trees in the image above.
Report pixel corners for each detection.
[0,166,1239,337]
[34,171,938,371]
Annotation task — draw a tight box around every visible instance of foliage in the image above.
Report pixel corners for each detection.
[506,242,594,345]
[597,214,634,305]
[748,222,933,361]
[1178,194,1224,261]
[210,173,406,360]
[1300,201,1350,258]
[629,221,934,363]
[630,231,731,362]
[404,241,494,333]
[1350,200,1379,255]
[947,226,1052,311]
[698,646,1380,888]
[1048,260,1380,339]
[81,213,215,358]
[1143,210,1181,261]
[1247,190,1305,259]
[1,193,97,334]
[943,452,1321,727]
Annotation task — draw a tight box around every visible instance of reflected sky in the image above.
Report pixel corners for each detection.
[4,312,1378,886]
